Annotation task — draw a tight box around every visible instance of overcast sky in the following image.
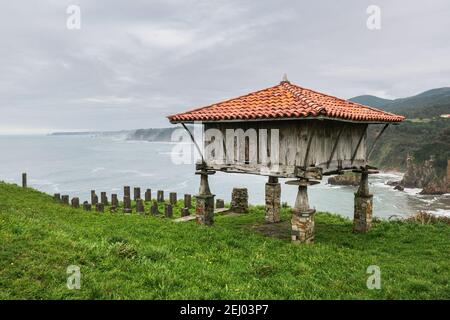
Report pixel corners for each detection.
[0,0,449,133]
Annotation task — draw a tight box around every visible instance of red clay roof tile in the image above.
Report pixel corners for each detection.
[167,81,405,123]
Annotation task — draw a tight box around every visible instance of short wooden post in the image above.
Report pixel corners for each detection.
[91,190,98,205]
[169,192,177,205]
[123,196,132,214]
[215,199,224,208]
[150,200,159,215]
[144,189,152,202]
[184,194,192,208]
[111,194,119,208]
[134,187,141,201]
[124,186,131,198]
[22,173,27,188]
[96,203,104,212]
[61,195,69,205]
[136,199,145,214]
[71,197,80,208]
[83,201,91,211]
[101,192,109,206]
[165,203,173,218]
[157,190,164,202]
[181,207,190,217]
[53,193,61,202]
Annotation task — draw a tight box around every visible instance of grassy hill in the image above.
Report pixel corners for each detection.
[0,182,449,299]
[350,88,450,171]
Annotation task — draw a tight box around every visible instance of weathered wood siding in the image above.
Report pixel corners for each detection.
[203,119,367,178]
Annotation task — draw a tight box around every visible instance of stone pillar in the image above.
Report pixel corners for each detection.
[22,173,27,188]
[215,199,224,209]
[53,193,61,202]
[169,192,177,205]
[181,207,190,217]
[123,196,132,214]
[71,197,80,208]
[195,166,215,225]
[265,176,281,223]
[61,195,69,205]
[289,179,316,243]
[111,194,119,208]
[157,190,164,202]
[145,189,152,202]
[230,188,248,213]
[101,192,108,206]
[184,194,192,208]
[136,199,145,214]
[165,203,173,218]
[353,170,373,233]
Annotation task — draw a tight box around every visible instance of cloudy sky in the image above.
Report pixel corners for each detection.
[0,0,449,133]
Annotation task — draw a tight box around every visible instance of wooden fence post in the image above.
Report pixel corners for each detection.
[22,173,27,188]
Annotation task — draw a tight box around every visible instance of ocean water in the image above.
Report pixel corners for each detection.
[0,135,449,218]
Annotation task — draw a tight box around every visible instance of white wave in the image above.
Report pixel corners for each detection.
[116,169,154,177]
[427,208,450,217]
[91,167,105,173]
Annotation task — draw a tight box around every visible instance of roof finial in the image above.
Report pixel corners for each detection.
[280,73,290,84]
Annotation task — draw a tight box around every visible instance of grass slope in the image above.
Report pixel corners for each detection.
[0,182,449,300]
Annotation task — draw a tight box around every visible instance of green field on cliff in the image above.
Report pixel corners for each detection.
[0,182,449,300]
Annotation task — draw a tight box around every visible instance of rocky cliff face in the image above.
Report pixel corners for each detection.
[327,174,360,186]
[400,155,449,195]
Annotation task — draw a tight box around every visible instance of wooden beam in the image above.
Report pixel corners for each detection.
[303,129,315,168]
[181,123,205,164]
[367,124,389,160]
[351,124,368,165]
[326,127,344,168]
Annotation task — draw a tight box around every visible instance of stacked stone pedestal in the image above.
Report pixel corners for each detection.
[288,179,317,243]
[265,177,281,223]
[196,194,215,225]
[353,168,374,233]
[230,188,248,213]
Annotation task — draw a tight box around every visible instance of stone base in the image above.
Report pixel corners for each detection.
[353,194,373,233]
[195,194,215,225]
[291,209,315,243]
[265,182,281,223]
[230,188,248,213]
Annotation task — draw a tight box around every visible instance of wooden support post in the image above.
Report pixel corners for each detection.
[150,200,159,215]
[184,194,192,208]
[96,203,104,213]
[83,201,91,211]
[169,192,177,205]
[53,193,61,202]
[71,197,80,208]
[265,176,281,223]
[22,173,27,188]
[353,168,373,233]
[288,179,317,243]
[144,189,152,202]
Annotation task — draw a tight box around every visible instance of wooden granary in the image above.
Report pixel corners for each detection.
[168,77,404,242]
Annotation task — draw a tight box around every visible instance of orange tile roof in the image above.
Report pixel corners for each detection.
[168,81,405,123]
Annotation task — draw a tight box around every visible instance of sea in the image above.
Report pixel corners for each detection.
[0,134,449,219]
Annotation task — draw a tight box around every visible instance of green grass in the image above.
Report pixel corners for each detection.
[0,182,449,300]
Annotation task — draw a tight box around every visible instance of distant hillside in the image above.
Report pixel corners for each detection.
[129,127,178,142]
[350,87,450,119]
[350,88,450,172]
